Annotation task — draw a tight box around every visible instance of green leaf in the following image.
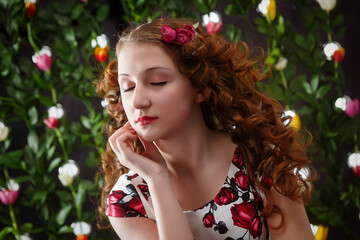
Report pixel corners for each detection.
[48,157,62,173]
[71,4,84,19]
[27,130,39,153]
[302,81,312,94]
[58,225,73,234]
[316,84,331,99]
[310,75,319,92]
[75,183,86,207]
[28,106,38,126]
[56,204,72,225]
[96,5,110,22]
[277,15,285,35]
[294,34,306,49]
[81,115,91,129]
[0,227,12,239]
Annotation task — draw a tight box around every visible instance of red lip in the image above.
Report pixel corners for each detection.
[137,116,158,126]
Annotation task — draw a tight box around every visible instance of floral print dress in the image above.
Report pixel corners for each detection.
[107,147,269,240]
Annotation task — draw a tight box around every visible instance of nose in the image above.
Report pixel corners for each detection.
[132,85,151,109]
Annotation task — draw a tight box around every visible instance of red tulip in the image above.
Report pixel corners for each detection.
[332,47,345,62]
[25,2,37,17]
[95,47,109,62]
[345,98,359,118]
[76,235,88,240]
[0,189,19,205]
[43,117,59,129]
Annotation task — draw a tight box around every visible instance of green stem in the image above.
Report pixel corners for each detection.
[26,23,40,52]
[9,204,21,239]
[54,129,68,162]
[326,12,332,43]
[354,134,358,153]
[280,70,288,90]
[51,87,57,104]
[69,184,82,220]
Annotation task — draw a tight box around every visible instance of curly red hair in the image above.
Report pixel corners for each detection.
[96,18,316,229]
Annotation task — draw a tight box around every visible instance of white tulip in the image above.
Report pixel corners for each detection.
[58,160,80,186]
[71,221,92,235]
[0,121,9,142]
[316,0,336,12]
[48,103,64,119]
[274,57,288,71]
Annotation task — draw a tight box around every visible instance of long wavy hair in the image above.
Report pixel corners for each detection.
[96,18,316,229]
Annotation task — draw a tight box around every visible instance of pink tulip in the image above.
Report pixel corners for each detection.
[345,98,359,118]
[206,21,223,35]
[43,117,59,129]
[32,46,53,71]
[0,189,19,205]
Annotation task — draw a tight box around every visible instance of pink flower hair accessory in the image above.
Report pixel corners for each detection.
[161,22,199,45]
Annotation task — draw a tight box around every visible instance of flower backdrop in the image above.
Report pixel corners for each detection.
[0,0,359,239]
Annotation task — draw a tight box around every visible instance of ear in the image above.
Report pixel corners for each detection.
[194,87,211,103]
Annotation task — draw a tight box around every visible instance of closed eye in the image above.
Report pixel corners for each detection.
[123,86,135,93]
[151,81,167,86]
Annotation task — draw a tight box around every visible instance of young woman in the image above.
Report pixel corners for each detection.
[96,18,316,240]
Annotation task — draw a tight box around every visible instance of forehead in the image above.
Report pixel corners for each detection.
[117,43,177,76]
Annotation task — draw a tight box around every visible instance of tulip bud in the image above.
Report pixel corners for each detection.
[345,98,359,118]
[0,179,20,205]
[334,95,350,111]
[58,160,80,186]
[332,47,345,62]
[274,57,288,71]
[257,0,276,21]
[202,11,223,35]
[0,121,10,142]
[316,0,336,12]
[24,0,37,17]
[16,233,33,240]
[347,152,360,178]
[92,34,110,62]
[43,117,59,129]
[283,110,301,131]
[32,46,53,71]
[71,221,92,237]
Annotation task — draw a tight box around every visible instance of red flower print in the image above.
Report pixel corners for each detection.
[161,26,176,43]
[230,202,257,229]
[203,212,215,228]
[176,28,195,45]
[128,196,146,216]
[137,184,150,200]
[107,201,127,217]
[232,149,243,169]
[127,173,139,180]
[235,170,250,190]
[253,191,264,211]
[108,190,126,202]
[250,217,262,238]
[214,187,238,206]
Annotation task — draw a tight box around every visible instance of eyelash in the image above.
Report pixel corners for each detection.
[122,81,167,93]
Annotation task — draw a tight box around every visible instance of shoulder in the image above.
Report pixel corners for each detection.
[107,171,150,218]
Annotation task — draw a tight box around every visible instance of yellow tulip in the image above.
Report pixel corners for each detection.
[290,112,301,131]
[315,225,329,240]
[267,0,276,21]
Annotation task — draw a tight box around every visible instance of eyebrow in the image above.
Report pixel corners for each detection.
[118,66,173,78]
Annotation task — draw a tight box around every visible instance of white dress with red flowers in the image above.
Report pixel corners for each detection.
[107,147,269,240]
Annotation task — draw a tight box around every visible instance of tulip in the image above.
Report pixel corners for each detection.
[274,57,288,71]
[71,221,91,239]
[332,47,345,62]
[0,179,19,205]
[345,98,359,118]
[258,0,276,21]
[348,152,360,178]
[202,11,223,35]
[32,46,53,71]
[24,0,36,17]
[0,121,10,142]
[43,117,59,129]
[48,104,64,119]
[311,224,329,240]
[283,110,301,131]
[316,0,336,12]
[334,95,350,111]
[58,160,80,186]
[91,34,110,62]
[17,233,33,240]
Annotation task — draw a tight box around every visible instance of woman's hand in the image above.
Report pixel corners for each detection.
[108,122,166,181]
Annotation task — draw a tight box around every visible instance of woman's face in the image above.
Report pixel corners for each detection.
[117,43,202,142]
